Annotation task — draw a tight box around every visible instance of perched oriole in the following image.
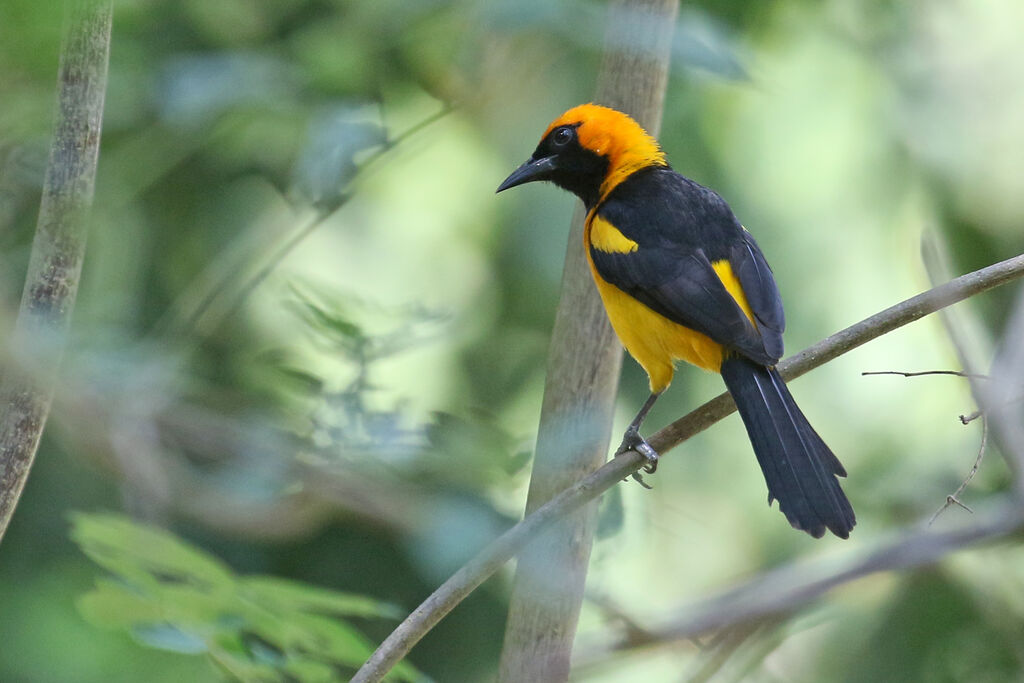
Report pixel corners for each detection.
[497,104,854,538]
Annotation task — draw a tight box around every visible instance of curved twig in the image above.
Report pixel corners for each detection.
[930,416,988,524]
[350,252,1024,683]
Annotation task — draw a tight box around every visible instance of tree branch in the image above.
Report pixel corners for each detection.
[349,251,1024,682]
[0,0,112,543]
[922,232,1024,496]
[575,500,1024,664]
[980,285,1024,496]
[652,252,1024,453]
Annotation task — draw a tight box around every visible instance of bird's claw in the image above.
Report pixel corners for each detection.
[616,429,660,485]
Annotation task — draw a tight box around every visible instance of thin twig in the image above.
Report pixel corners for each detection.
[191,209,326,331]
[960,410,982,425]
[575,501,1024,665]
[930,416,988,524]
[919,232,1020,496]
[861,370,989,379]
[959,394,1024,426]
[861,363,991,521]
[176,104,454,334]
[349,252,1024,683]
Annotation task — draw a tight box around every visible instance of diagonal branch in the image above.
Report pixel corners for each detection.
[350,251,1024,683]
[651,251,1024,453]
[575,500,1024,664]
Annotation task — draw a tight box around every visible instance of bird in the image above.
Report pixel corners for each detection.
[496,103,855,539]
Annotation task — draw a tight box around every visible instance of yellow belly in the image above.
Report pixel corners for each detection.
[584,214,758,393]
[587,261,724,393]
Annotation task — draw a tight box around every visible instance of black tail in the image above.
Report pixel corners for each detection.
[720,356,855,539]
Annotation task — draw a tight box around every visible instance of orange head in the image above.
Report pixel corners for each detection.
[496,104,667,208]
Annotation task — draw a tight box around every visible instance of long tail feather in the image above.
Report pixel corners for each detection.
[720,356,855,538]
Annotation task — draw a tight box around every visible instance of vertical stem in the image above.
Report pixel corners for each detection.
[921,233,1024,493]
[496,1,678,681]
[0,0,112,542]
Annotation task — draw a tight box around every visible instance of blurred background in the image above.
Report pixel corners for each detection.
[2,0,1024,681]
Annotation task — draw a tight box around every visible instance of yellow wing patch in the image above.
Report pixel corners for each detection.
[589,216,638,254]
[711,259,756,327]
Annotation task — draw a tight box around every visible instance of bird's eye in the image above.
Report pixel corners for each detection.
[552,126,574,147]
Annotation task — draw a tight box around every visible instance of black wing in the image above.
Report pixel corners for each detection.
[591,168,785,365]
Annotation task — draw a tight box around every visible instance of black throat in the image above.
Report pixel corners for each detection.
[549,148,609,210]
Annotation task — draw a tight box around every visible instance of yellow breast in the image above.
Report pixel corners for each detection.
[585,216,729,393]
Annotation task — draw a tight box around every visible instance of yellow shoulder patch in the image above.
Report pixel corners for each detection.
[589,215,638,254]
[711,259,756,326]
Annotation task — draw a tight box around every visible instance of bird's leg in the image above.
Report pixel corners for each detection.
[616,392,661,481]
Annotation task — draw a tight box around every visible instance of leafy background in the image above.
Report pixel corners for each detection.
[1,0,1023,681]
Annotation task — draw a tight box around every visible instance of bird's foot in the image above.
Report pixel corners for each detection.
[616,429,659,487]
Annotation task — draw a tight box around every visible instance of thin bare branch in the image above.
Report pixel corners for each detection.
[349,253,1024,683]
[652,252,1024,453]
[923,232,1024,495]
[860,363,991,521]
[960,395,1024,425]
[930,416,988,524]
[862,370,989,379]
[960,410,982,425]
[575,501,1024,665]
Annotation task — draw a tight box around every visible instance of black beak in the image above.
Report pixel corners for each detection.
[496,155,558,193]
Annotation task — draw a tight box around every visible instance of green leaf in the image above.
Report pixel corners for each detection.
[77,579,166,628]
[290,105,385,211]
[71,513,425,682]
[273,365,325,394]
[132,623,210,654]
[288,286,364,342]
[281,656,340,682]
[70,512,235,598]
[209,632,285,682]
[266,611,376,667]
[242,576,404,620]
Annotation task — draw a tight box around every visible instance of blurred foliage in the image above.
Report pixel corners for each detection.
[71,513,421,682]
[270,281,529,489]
[1,0,1023,681]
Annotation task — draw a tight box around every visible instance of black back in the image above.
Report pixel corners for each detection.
[589,167,786,365]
